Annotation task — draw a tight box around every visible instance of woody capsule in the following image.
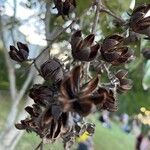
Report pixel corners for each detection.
[71,30,100,61]
[129,4,150,37]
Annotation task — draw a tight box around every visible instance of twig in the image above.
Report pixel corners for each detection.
[35,141,43,150]
[37,19,76,59]
[86,0,101,81]
[101,7,126,25]
[91,0,101,34]
[27,19,76,71]
[97,1,125,25]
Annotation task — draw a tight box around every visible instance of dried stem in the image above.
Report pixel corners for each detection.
[99,2,126,25]
[91,0,101,34]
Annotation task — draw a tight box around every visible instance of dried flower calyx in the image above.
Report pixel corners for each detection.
[9,42,29,62]
[129,4,150,37]
[59,65,100,116]
[29,84,55,106]
[15,105,71,142]
[16,82,72,142]
[71,30,100,61]
[94,87,118,112]
[53,0,76,16]
[100,34,134,65]
[115,70,132,93]
[40,58,64,83]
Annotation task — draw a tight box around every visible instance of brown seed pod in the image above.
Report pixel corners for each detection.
[100,34,134,65]
[59,65,99,116]
[40,58,64,82]
[115,70,132,93]
[9,42,29,62]
[129,4,150,37]
[29,84,54,106]
[53,0,76,16]
[71,30,100,61]
[96,87,118,112]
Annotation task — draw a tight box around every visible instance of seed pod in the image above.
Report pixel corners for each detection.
[40,58,64,82]
[29,84,54,106]
[59,65,99,116]
[115,70,132,93]
[53,0,76,16]
[9,42,29,62]
[71,30,100,61]
[94,87,118,112]
[129,4,150,37]
[100,34,134,65]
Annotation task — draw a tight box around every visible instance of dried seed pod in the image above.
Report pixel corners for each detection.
[92,87,118,112]
[40,58,64,82]
[100,34,134,65]
[29,84,54,106]
[9,42,29,62]
[71,30,100,61]
[129,4,150,37]
[59,65,99,116]
[16,101,71,142]
[53,0,76,16]
[142,48,150,59]
[115,70,132,93]
[96,87,118,112]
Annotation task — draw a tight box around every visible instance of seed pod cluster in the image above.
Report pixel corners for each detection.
[71,30,100,61]
[129,4,150,37]
[12,4,150,150]
[9,42,29,62]
[59,65,119,115]
[100,34,134,65]
[15,83,73,142]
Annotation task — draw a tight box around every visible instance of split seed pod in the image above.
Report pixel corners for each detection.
[100,34,134,65]
[71,30,100,61]
[59,65,99,116]
[129,4,150,37]
[9,42,29,62]
[115,70,132,93]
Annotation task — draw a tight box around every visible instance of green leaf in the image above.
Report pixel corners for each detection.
[142,60,150,90]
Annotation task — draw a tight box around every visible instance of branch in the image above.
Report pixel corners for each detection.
[32,19,76,67]
[91,0,101,34]
[10,0,17,45]
[0,14,17,101]
[96,1,126,25]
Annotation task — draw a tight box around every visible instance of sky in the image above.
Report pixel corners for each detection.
[2,0,47,46]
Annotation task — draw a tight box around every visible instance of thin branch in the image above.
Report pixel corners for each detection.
[91,0,101,34]
[101,7,126,25]
[96,1,125,25]
[0,14,17,101]
[31,19,76,66]
[5,68,35,128]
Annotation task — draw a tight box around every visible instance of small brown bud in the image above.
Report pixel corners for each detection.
[9,42,29,62]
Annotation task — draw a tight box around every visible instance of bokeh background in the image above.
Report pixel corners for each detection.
[0,0,150,150]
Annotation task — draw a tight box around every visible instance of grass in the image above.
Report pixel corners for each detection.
[0,93,136,150]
